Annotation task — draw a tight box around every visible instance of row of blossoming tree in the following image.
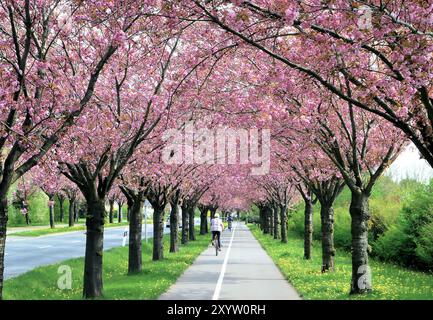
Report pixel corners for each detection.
[0,0,431,299]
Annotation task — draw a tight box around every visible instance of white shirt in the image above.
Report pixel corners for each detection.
[210,218,223,232]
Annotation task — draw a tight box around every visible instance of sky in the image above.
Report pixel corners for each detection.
[385,143,433,183]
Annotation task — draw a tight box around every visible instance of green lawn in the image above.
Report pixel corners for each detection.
[249,224,433,300]
[4,229,209,299]
[11,222,131,237]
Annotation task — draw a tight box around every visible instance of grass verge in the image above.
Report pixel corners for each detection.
[249,224,433,300]
[4,229,209,299]
[11,222,132,237]
[8,219,87,228]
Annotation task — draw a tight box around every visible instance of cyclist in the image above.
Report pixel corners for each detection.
[210,213,224,251]
[227,214,234,231]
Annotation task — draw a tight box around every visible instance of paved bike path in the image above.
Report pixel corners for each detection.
[159,222,301,300]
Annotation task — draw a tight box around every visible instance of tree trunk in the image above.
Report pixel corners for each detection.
[263,206,270,234]
[169,204,179,253]
[109,200,114,224]
[126,205,130,222]
[59,197,65,222]
[269,207,274,236]
[188,206,196,241]
[68,198,75,227]
[83,198,105,298]
[25,210,30,225]
[181,204,189,245]
[320,204,335,272]
[49,199,55,229]
[304,199,313,260]
[280,205,288,243]
[199,206,208,235]
[273,206,279,239]
[205,214,208,233]
[259,207,264,231]
[349,191,372,294]
[118,203,122,223]
[128,197,144,274]
[152,206,165,260]
[210,207,217,219]
[74,201,78,222]
[0,197,8,300]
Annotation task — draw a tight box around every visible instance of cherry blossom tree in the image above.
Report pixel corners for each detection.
[274,118,345,270]
[313,99,406,293]
[0,0,150,299]
[189,1,433,168]
[53,13,202,296]
[0,1,426,300]
[285,86,406,291]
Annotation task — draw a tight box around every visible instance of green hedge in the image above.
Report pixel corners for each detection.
[289,176,433,272]
[373,179,433,270]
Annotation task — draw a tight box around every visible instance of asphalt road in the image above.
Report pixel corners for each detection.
[4,223,169,280]
[159,222,301,300]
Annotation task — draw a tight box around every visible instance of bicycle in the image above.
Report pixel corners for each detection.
[212,233,220,256]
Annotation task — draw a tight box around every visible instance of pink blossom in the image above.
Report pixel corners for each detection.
[112,31,127,47]
[284,8,298,26]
